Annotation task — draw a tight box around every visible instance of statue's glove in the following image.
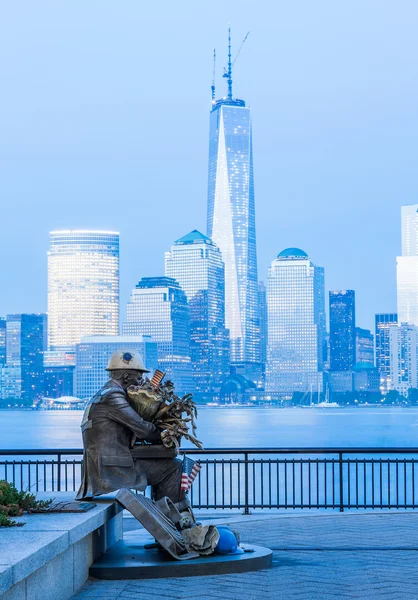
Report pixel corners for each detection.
[144,425,162,444]
[160,429,176,448]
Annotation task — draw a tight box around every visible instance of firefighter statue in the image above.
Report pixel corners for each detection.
[76,350,194,529]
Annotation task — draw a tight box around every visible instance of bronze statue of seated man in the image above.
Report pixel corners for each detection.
[76,350,192,522]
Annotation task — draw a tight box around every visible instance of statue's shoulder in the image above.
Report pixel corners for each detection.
[97,380,127,404]
[81,382,126,431]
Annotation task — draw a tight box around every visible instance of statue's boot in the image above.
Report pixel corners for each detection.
[174,498,199,530]
[115,489,199,561]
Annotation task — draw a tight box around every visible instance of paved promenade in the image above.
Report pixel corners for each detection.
[72,511,418,600]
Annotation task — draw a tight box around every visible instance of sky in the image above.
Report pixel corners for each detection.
[1,1,418,331]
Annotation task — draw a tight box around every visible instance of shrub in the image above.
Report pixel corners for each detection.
[0,480,53,527]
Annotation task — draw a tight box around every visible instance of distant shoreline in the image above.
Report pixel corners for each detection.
[0,405,417,411]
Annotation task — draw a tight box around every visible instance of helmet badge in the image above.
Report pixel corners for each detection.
[122,352,134,364]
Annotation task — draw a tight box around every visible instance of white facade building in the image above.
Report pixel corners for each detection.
[266,248,326,396]
[397,206,418,326]
[401,205,418,256]
[48,231,120,351]
[389,323,418,396]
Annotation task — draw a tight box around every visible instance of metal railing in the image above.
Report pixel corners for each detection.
[1,448,418,512]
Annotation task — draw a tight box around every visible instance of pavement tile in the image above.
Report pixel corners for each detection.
[72,512,418,600]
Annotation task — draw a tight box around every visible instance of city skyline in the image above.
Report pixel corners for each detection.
[1,3,416,330]
[1,205,417,402]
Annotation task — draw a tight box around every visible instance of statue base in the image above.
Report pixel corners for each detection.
[90,534,272,580]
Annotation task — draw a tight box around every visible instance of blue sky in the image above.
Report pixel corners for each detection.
[1,1,417,330]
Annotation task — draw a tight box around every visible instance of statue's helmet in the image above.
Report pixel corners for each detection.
[105,350,150,373]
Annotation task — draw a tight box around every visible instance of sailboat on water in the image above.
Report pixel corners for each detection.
[314,383,339,408]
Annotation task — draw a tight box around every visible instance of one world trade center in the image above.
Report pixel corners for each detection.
[207,29,260,381]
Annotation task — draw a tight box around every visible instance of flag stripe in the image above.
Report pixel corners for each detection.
[181,457,201,492]
[150,370,165,388]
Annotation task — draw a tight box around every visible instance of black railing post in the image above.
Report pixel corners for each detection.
[339,451,344,512]
[57,453,62,492]
[243,452,251,515]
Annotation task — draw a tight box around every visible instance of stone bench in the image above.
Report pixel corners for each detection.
[0,492,122,600]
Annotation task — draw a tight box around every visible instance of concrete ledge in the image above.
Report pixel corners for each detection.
[0,493,122,600]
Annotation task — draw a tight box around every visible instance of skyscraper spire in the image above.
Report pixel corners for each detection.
[226,25,233,100]
[218,27,250,104]
[211,49,216,102]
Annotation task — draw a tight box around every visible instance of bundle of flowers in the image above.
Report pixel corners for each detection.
[127,378,203,450]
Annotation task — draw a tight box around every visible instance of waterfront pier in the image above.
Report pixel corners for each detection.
[2,448,418,599]
[73,510,418,600]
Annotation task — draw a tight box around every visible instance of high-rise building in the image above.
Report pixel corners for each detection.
[355,327,374,365]
[206,30,260,380]
[397,205,418,326]
[0,318,6,366]
[43,366,75,399]
[165,230,229,393]
[329,291,356,371]
[389,323,418,396]
[258,281,268,381]
[375,314,398,391]
[76,335,158,399]
[48,230,119,352]
[0,367,21,401]
[6,314,45,404]
[43,350,75,399]
[397,256,418,326]
[401,205,418,256]
[266,248,326,395]
[352,363,380,394]
[122,277,193,394]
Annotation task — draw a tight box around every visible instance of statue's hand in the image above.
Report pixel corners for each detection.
[161,430,176,448]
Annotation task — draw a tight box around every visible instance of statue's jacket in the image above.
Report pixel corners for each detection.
[76,380,161,500]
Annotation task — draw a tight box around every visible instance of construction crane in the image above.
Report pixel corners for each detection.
[211,49,216,102]
[233,31,250,68]
[222,27,250,101]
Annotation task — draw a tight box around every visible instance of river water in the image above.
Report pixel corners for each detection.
[1,408,417,507]
[1,407,418,449]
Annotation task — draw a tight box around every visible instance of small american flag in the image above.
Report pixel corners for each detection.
[180,456,202,492]
[150,369,165,388]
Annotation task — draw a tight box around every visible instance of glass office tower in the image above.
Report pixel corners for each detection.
[355,327,374,365]
[5,314,45,404]
[207,92,260,380]
[48,230,119,352]
[389,323,418,396]
[0,318,5,366]
[165,230,229,393]
[266,248,326,395]
[375,314,398,373]
[375,313,398,392]
[122,277,193,394]
[329,290,356,371]
[397,205,418,326]
[258,281,268,380]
